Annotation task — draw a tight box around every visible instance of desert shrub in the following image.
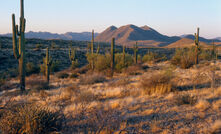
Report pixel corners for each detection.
[40,60,61,75]
[174,93,197,106]
[70,73,79,78]
[141,70,174,95]
[199,49,213,61]
[26,62,40,76]
[87,53,133,73]
[142,52,167,63]
[123,65,143,75]
[79,73,106,85]
[71,59,79,70]
[26,79,50,90]
[94,54,111,71]
[85,106,123,133]
[171,47,195,69]
[57,72,69,79]
[73,66,88,74]
[115,53,133,73]
[171,47,214,69]
[0,103,64,134]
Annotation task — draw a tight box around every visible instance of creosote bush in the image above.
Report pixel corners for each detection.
[141,70,174,95]
[87,53,133,73]
[0,103,64,134]
[171,47,214,69]
[142,52,166,63]
[171,47,195,69]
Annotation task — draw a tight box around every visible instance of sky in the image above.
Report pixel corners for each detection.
[0,0,221,38]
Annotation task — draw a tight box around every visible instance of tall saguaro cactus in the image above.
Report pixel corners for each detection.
[12,0,26,91]
[133,42,138,64]
[45,48,52,85]
[111,38,115,76]
[194,28,200,65]
[123,45,126,66]
[91,30,94,54]
[91,30,95,70]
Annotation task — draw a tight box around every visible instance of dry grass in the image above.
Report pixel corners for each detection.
[123,65,143,76]
[195,99,210,111]
[140,71,174,95]
[210,120,221,134]
[79,73,106,85]
[0,103,64,134]
[26,79,50,90]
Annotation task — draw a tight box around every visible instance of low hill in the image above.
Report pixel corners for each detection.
[166,38,209,48]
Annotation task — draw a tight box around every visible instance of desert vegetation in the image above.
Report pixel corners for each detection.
[1,0,221,134]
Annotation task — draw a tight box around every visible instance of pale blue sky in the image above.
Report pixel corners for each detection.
[0,0,221,38]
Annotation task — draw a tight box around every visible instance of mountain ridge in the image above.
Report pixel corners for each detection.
[1,31,99,41]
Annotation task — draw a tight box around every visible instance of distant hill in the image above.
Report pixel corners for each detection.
[166,38,209,48]
[95,24,180,47]
[180,34,220,43]
[1,31,98,41]
[214,37,221,41]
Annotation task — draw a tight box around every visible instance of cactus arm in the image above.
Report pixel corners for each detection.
[12,14,20,59]
[96,44,100,54]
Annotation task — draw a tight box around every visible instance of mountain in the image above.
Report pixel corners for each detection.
[214,37,221,41]
[95,24,180,47]
[1,31,99,41]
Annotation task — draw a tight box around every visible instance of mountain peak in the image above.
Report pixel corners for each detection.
[140,25,151,30]
[107,25,117,31]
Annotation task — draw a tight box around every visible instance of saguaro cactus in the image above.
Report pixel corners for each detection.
[194,28,200,65]
[111,38,115,76]
[45,48,52,85]
[133,42,138,64]
[69,47,76,62]
[69,47,78,69]
[123,45,126,66]
[96,44,100,54]
[91,30,94,54]
[91,30,95,70]
[12,0,26,91]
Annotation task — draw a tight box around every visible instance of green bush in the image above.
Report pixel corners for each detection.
[115,53,133,73]
[26,62,40,76]
[87,53,133,73]
[171,47,195,69]
[171,47,213,69]
[71,59,79,70]
[142,52,166,63]
[0,103,64,134]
